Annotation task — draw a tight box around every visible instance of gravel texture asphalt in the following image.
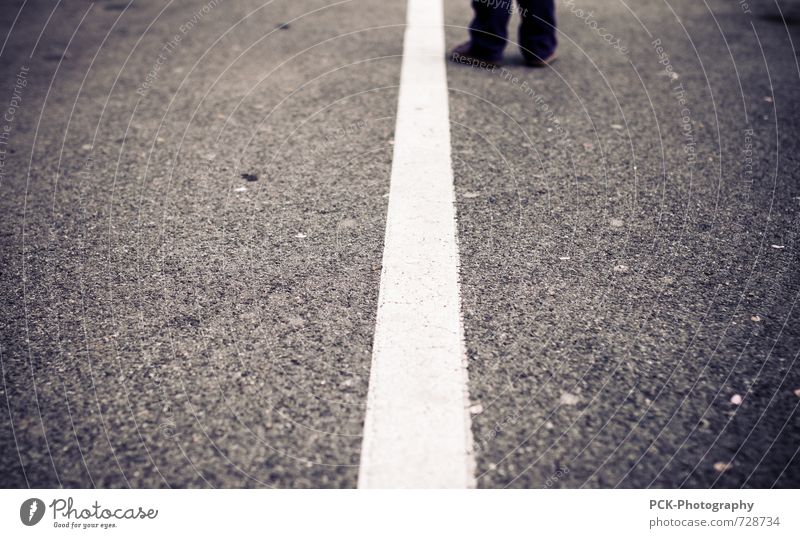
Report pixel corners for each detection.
[1,0,799,488]
[446,0,800,488]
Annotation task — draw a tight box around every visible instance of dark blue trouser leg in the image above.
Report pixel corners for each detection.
[517,0,557,61]
[468,0,556,60]
[468,0,513,57]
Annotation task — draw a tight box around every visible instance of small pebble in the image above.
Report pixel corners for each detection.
[713,461,733,473]
[730,394,743,405]
[469,403,484,415]
[560,392,580,406]
[751,315,761,322]
[609,218,624,228]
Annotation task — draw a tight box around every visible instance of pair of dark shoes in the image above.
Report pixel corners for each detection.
[450,41,557,68]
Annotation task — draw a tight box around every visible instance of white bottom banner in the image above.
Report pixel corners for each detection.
[2,489,798,537]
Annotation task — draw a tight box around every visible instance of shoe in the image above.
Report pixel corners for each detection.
[523,50,558,67]
[450,41,503,68]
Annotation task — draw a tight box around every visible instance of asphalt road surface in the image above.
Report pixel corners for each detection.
[1,0,799,488]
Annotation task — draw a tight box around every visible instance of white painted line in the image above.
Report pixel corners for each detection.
[357,0,475,488]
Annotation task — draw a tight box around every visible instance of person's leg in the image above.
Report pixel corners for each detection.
[468,0,514,58]
[516,0,557,64]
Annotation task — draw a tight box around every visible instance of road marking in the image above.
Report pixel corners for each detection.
[357,0,475,488]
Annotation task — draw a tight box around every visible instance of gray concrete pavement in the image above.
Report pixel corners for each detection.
[0,0,403,488]
[1,0,798,488]
[446,0,800,487]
